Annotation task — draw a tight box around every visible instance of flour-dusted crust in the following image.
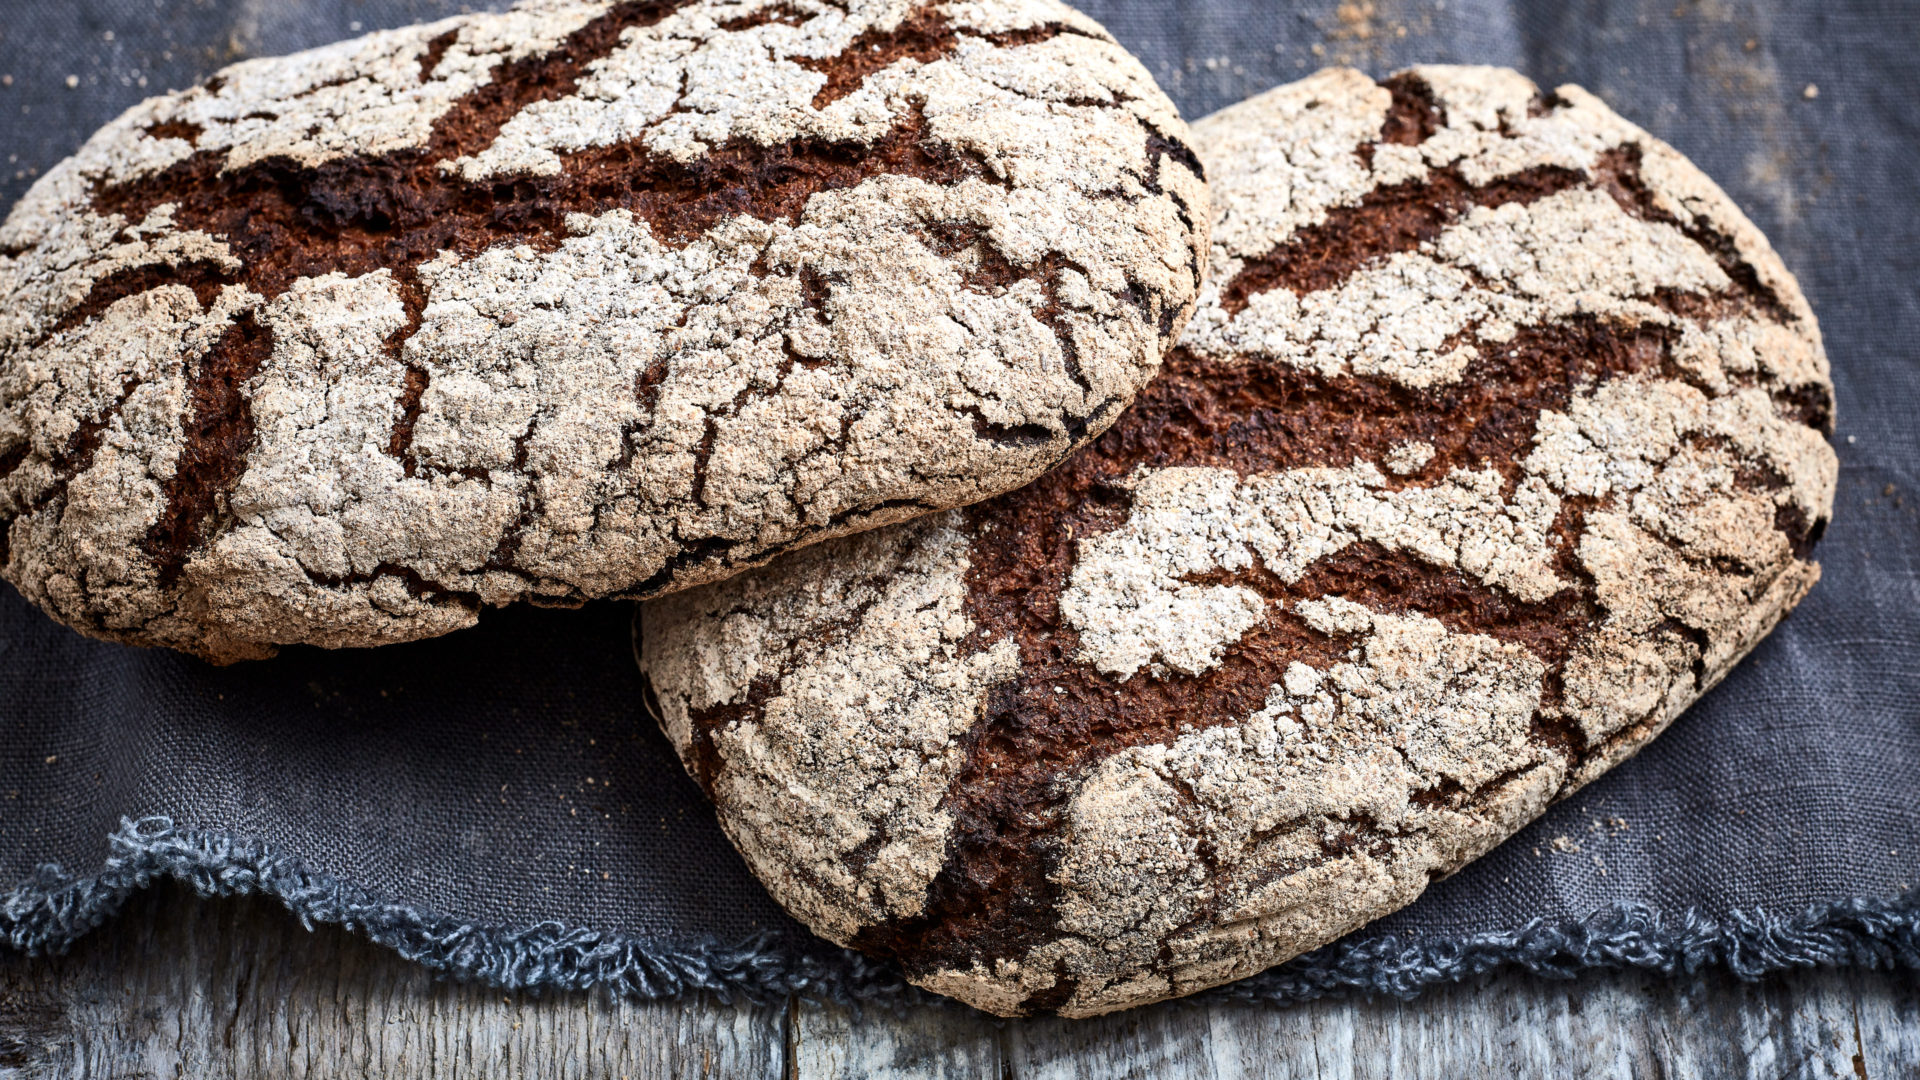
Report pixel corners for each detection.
[641,66,1837,1017]
[0,0,1207,662]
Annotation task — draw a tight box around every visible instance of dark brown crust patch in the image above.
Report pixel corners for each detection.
[0,374,143,568]
[1224,127,1797,330]
[847,314,1685,986]
[80,1,1051,321]
[1586,145,1794,324]
[386,365,431,476]
[432,0,694,162]
[1113,321,1679,488]
[0,444,26,489]
[850,323,1823,999]
[418,29,460,84]
[801,7,957,109]
[49,260,233,336]
[1775,382,1836,437]
[90,84,994,315]
[1145,131,1207,191]
[680,674,777,792]
[800,12,1098,110]
[719,3,811,31]
[144,120,204,146]
[142,311,275,585]
[1375,72,1443,148]
[1217,163,1586,315]
[4,380,142,501]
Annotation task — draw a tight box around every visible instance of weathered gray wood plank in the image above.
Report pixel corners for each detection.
[795,964,1920,1079]
[0,883,787,1080]
[4,884,1918,1079]
[789,999,1005,1079]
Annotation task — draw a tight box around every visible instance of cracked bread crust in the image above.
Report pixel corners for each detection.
[0,0,1208,663]
[640,65,1837,1017]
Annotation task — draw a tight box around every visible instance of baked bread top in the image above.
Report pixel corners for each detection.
[0,0,1206,662]
[641,65,1838,1017]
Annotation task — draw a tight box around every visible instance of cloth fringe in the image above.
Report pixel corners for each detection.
[4,817,1916,1008]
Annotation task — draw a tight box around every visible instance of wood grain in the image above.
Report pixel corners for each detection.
[0,884,787,1079]
[2,884,1916,1078]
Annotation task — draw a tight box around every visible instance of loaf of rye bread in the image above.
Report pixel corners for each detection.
[0,0,1207,662]
[641,65,1838,1017]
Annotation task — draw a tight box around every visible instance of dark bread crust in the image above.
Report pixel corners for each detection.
[852,313,1749,988]
[914,78,1830,1010]
[72,5,1054,591]
[0,0,1208,661]
[645,65,1837,1017]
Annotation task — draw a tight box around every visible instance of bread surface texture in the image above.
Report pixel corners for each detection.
[0,0,1207,661]
[642,65,1837,1017]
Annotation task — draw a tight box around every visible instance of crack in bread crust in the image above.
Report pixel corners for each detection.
[0,0,1208,661]
[142,309,275,586]
[644,65,1837,1017]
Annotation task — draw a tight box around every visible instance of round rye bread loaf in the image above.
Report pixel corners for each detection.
[0,0,1207,663]
[640,65,1839,1017]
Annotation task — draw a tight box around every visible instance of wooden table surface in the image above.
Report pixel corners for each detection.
[1,883,1915,1078]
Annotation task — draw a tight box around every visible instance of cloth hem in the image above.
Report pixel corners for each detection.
[4,818,1916,1009]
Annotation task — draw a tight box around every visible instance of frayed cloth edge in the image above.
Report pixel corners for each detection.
[4,817,1917,1009]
